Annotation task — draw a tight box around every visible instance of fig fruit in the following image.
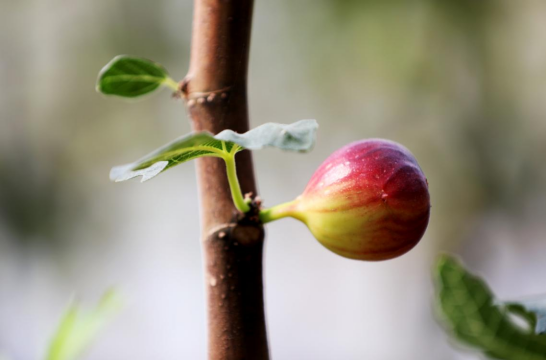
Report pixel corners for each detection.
[262,139,430,261]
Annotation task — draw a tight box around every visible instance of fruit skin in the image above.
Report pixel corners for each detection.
[289,139,430,261]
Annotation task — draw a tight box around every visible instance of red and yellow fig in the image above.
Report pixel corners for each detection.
[260,139,430,261]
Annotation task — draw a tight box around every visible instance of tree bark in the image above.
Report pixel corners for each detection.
[182,0,269,359]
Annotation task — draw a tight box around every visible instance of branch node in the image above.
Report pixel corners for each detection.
[184,85,233,101]
[179,77,190,96]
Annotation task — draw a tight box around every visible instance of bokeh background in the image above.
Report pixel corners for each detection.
[0,0,545,359]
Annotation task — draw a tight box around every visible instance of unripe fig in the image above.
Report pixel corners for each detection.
[263,139,430,261]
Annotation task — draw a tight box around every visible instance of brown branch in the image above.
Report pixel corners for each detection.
[182,0,269,359]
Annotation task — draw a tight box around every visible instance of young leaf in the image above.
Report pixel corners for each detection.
[215,119,318,152]
[46,290,122,360]
[110,132,230,182]
[110,120,318,183]
[97,55,178,98]
[435,255,546,360]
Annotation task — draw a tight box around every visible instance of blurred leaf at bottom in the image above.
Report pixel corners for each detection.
[435,254,546,360]
[46,289,122,360]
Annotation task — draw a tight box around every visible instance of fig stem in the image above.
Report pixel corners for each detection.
[259,200,298,224]
[224,154,251,213]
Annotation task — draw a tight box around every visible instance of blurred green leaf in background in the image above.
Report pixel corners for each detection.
[435,255,546,360]
[502,298,546,335]
[46,290,122,360]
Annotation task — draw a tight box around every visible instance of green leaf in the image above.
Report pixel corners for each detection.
[46,290,122,360]
[110,132,231,182]
[435,255,546,360]
[215,119,318,152]
[503,297,546,335]
[97,55,178,98]
[110,120,318,183]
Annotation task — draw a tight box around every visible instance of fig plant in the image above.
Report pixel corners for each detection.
[98,56,430,262]
[95,1,433,357]
[97,54,431,358]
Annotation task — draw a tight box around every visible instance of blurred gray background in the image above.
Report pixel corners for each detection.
[0,0,545,359]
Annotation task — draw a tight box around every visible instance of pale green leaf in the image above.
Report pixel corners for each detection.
[215,119,318,152]
[110,120,318,183]
[435,255,546,360]
[97,55,177,98]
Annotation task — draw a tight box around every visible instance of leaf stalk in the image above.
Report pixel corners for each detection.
[224,153,251,213]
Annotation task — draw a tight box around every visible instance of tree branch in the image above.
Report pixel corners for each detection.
[182,0,269,359]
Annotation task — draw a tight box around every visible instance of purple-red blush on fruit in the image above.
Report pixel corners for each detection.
[262,139,430,261]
